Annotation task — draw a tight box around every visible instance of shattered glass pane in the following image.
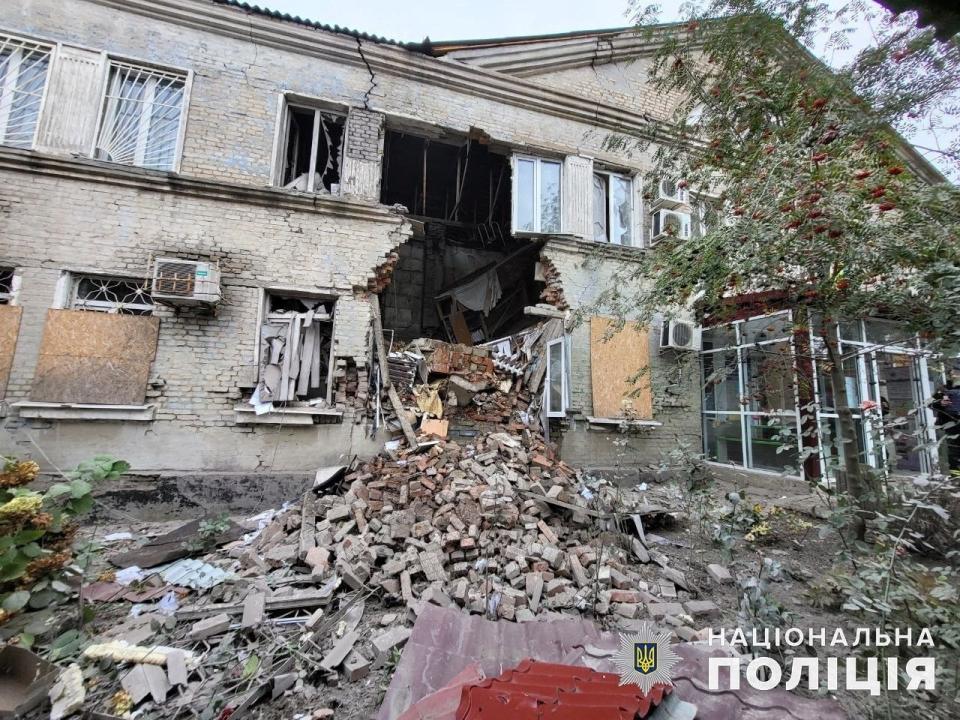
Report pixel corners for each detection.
[540,161,561,233]
[592,173,608,242]
[612,175,632,245]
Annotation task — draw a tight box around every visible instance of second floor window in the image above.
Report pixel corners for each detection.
[513,156,561,234]
[0,34,52,149]
[593,171,633,245]
[276,102,345,194]
[96,62,187,171]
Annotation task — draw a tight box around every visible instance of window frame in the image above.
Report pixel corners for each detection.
[92,57,192,172]
[0,32,54,150]
[253,287,338,407]
[545,335,568,417]
[66,272,154,315]
[271,94,347,196]
[511,154,563,235]
[592,169,633,245]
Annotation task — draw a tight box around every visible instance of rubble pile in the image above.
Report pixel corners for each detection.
[4,319,719,719]
[245,430,667,623]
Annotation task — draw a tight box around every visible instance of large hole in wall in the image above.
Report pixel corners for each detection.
[379,128,541,343]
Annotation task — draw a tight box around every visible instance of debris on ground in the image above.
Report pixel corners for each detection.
[0,319,851,719]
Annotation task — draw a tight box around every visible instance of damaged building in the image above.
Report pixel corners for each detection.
[0,0,945,491]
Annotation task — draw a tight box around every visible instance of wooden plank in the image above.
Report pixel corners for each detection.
[30,310,159,405]
[589,316,653,419]
[0,305,23,401]
[370,299,419,449]
[298,491,316,560]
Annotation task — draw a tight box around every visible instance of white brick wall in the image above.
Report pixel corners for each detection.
[0,0,703,474]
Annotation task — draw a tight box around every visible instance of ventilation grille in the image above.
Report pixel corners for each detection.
[154,261,198,296]
[671,321,693,348]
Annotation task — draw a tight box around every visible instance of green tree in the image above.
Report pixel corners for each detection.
[601,1,960,521]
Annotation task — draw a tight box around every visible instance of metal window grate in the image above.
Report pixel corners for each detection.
[72,275,154,315]
[0,34,52,149]
[0,268,14,304]
[97,62,186,171]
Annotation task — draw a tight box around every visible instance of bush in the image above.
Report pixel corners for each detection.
[0,455,128,624]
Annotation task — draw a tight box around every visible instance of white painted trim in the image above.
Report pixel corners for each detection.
[13,401,155,421]
[234,405,343,425]
[585,416,662,426]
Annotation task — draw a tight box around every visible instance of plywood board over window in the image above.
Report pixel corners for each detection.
[590,316,653,419]
[31,310,159,405]
[0,305,23,401]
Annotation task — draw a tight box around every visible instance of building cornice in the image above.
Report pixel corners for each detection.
[84,0,679,146]
[0,148,404,224]
[441,31,673,78]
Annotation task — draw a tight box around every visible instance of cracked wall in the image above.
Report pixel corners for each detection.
[541,239,702,470]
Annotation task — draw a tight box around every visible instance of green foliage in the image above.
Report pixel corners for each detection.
[186,512,231,553]
[0,455,128,625]
[738,557,790,655]
[598,1,960,511]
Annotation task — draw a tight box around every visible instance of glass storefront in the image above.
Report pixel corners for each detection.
[701,312,939,479]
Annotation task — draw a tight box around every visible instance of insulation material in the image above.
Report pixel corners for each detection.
[257,299,333,404]
[0,305,22,401]
[589,316,653,419]
[30,310,159,405]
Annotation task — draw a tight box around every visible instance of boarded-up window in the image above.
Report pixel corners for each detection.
[31,309,159,405]
[0,304,22,401]
[589,316,653,419]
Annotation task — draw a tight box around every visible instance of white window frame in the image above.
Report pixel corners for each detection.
[593,169,633,245]
[93,58,191,172]
[271,94,347,195]
[511,154,563,235]
[545,336,568,417]
[0,32,53,150]
[66,272,154,315]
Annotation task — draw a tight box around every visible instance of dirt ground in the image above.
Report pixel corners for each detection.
[18,477,950,720]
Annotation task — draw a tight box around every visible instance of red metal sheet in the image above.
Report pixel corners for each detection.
[454,659,670,720]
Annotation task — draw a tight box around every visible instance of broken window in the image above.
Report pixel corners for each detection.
[95,61,187,171]
[71,275,154,315]
[256,293,335,406]
[592,171,633,245]
[0,34,52,149]
[0,268,14,304]
[513,156,561,234]
[277,102,345,194]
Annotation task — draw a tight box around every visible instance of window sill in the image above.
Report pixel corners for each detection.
[12,402,156,421]
[234,405,343,425]
[585,416,662,427]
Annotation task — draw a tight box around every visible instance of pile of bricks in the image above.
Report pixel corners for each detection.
[236,429,696,625]
[538,255,569,311]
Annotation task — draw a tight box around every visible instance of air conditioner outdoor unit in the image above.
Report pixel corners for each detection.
[655,178,689,207]
[651,209,692,242]
[660,319,701,352]
[151,258,221,306]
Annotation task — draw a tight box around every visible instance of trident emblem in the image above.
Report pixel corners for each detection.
[634,642,658,674]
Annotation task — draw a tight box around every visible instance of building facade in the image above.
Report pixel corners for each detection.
[0,0,705,480]
[0,0,944,485]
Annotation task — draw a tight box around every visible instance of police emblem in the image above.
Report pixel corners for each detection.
[615,622,680,693]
